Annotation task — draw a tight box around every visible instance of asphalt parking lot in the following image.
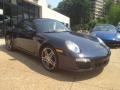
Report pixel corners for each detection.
[0,38,120,90]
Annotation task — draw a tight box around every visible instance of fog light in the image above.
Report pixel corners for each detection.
[76,58,91,63]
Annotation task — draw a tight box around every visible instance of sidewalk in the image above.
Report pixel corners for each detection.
[0,38,120,90]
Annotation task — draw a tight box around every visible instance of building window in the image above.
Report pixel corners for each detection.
[0,0,40,36]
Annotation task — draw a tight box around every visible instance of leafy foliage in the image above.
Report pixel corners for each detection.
[55,0,91,30]
[104,0,114,15]
[107,4,120,25]
[55,0,120,31]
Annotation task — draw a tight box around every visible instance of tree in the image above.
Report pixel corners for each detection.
[48,4,52,9]
[55,0,91,30]
[103,0,120,25]
[104,0,114,15]
[107,4,120,25]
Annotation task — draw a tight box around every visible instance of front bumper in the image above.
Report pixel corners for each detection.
[58,53,110,72]
[105,40,120,47]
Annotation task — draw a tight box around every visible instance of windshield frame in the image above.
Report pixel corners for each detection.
[34,19,70,33]
[93,25,117,32]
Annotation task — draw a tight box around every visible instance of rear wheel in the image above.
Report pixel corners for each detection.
[5,35,14,51]
[40,46,58,72]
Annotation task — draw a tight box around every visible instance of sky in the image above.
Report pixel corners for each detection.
[47,0,62,8]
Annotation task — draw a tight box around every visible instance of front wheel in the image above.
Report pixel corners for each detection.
[40,46,58,72]
[5,35,14,51]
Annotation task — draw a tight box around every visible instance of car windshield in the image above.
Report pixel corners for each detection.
[34,19,70,33]
[94,25,116,31]
[117,26,120,31]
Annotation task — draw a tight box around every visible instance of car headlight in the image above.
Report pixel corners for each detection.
[65,40,80,53]
[116,33,120,38]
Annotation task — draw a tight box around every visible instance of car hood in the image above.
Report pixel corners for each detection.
[92,31,117,40]
[42,32,109,58]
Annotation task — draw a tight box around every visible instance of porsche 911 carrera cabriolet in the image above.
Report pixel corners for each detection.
[5,19,111,72]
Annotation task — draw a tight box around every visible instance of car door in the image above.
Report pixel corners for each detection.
[14,20,37,54]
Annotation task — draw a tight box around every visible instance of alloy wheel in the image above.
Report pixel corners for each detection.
[41,47,57,71]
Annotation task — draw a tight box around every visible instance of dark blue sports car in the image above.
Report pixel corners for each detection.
[91,24,120,47]
[5,19,111,72]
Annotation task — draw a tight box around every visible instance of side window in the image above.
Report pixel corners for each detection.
[16,20,36,32]
[24,21,35,31]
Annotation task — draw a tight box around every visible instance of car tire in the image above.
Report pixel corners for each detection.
[40,46,58,72]
[5,35,14,51]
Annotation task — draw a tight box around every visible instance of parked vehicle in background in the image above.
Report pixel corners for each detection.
[0,15,4,36]
[0,15,10,37]
[116,24,120,33]
[91,24,120,47]
[5,18,111,72]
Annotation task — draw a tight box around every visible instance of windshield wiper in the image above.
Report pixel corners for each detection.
[44,31,70,33]
[43,31,58,33]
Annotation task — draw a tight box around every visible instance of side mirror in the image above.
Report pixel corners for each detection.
[25,29,36,38]
[25,26,32,31]
[89,29,93,33]
[22,26,35,35]
[28,27,36,34]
